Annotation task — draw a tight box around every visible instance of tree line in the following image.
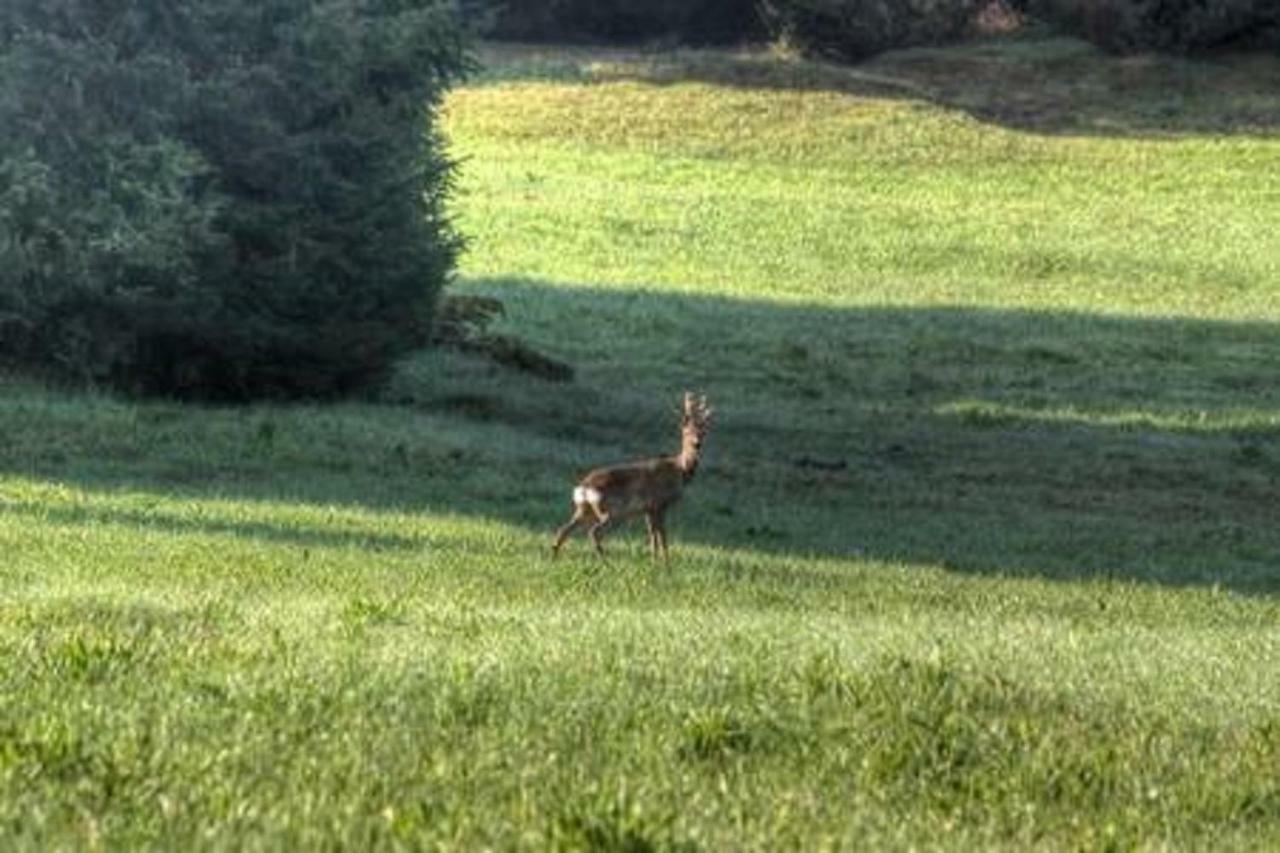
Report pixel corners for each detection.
[486,1,1280,57]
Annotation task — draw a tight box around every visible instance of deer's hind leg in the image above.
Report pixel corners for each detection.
[551,504,588,558]
[585,496,615,558]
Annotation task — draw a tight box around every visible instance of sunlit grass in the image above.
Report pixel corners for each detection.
[448,43,1280,319]
[935,399,1280,433]
[4,466,1280,848]
[452,135,1279,316]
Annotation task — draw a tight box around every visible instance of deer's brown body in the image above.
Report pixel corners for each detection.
[552,393,712,559]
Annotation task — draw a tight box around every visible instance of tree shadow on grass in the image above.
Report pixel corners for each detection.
[1,278,1278,593]
[474,39,1280,138]
[411,278,1280,593]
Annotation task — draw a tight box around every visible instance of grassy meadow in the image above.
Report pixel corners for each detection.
[3,36,1280,848]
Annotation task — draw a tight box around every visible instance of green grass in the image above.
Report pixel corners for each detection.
[451,41,1280,317]
[4,37,1280,849]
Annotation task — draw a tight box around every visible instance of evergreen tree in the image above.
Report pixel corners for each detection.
[0,0,469,399]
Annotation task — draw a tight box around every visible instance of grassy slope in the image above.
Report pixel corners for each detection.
[3,38,1280,849]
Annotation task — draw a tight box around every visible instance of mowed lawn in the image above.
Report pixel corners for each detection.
[3,37,1280,849]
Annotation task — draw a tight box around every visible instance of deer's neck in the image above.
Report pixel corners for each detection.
[676,447,700,482]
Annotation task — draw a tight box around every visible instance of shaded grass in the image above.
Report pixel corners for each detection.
[395,285,1280,592]
[4,37,1280,849]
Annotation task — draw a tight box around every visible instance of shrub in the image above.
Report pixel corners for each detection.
[1026,0,1280,53]
[0,0,468,400]
[485,0,760,45]
[757,0,985,61]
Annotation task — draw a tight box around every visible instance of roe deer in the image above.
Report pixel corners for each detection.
[551,392,713,560]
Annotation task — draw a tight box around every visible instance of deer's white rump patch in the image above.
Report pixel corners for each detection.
[573,486,603,506]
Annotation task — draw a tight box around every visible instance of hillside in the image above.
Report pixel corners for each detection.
[2,38,1279,849]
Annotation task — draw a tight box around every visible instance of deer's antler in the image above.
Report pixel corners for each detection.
[684,391,712,426]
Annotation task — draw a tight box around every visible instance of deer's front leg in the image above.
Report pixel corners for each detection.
[653,510,670,560]
[587,512,614,557]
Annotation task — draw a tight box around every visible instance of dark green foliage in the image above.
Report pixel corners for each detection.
[484,0,761,45]
[0,0,468,400]
[757,0,985,60]
[1027,0,1280,53]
